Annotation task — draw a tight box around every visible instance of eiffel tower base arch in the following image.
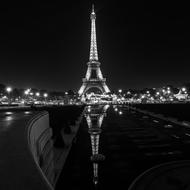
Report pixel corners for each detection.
[79,81,109,96]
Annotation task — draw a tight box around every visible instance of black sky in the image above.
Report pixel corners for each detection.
[0,0,189,91]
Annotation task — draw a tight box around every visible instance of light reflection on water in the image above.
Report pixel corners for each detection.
[5,116,13,121]
[5,112,13,116]
[24,111,31,115]
[84,105,109,187]
[113,105,123,115]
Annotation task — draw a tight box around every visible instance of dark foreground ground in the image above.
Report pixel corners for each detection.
[55,105,190,190]
[1,104,190,189]
[0,105,84,189]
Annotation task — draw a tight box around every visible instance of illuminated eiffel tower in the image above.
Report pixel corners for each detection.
[78,5,110,96]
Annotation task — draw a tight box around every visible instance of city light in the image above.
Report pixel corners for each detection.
[24,89,30,95]
[24,91,29,95]
[1,82,190,105]
[6,87,12,93]
[118,89,122,93]
[43,93,48,98]
[6,87,12,105]
[36,92,40,97]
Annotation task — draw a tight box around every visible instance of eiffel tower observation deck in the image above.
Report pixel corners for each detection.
[78,5,110,96]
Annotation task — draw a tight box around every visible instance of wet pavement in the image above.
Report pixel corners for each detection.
[0,110,53,190]
[0,111,34,132]
[56,105,190,190]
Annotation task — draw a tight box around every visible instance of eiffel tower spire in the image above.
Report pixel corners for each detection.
[90,4,98,61]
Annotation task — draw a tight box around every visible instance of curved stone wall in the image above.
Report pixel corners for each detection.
[27,111,54,189]
[0,111,54,190]
[0,107,84,189]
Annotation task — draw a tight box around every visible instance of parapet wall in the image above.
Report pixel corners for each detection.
[27,111,54,189]
[0,107,84,190]
[0,111,54,190]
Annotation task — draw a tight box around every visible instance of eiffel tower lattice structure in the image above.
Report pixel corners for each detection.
[78,5,110,96]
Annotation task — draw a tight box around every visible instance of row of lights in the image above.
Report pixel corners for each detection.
[24,88,48,98]
[5,87,48,98]
[115,87,190,103]
[118,87,187,94]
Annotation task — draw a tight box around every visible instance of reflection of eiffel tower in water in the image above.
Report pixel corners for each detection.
[85,105,109,186]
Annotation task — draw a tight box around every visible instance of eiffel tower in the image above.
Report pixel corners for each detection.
[78,5,110,96]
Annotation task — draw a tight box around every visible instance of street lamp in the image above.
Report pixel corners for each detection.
[24,90,29,95]
[36,92,40,97]
[182,87,186,92]
[43,93,48,104]
[6,87,12,105]
[44,93,48,98]
[6,87,12,93]
[118,89,122,93]
[24,89,31,104]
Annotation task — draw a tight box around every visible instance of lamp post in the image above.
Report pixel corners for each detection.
[6,87,12,105]
[35,92,40,102]
[24,89,30,104]
[43,93,48,104]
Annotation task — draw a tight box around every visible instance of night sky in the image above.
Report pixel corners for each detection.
[0,0,189,91]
